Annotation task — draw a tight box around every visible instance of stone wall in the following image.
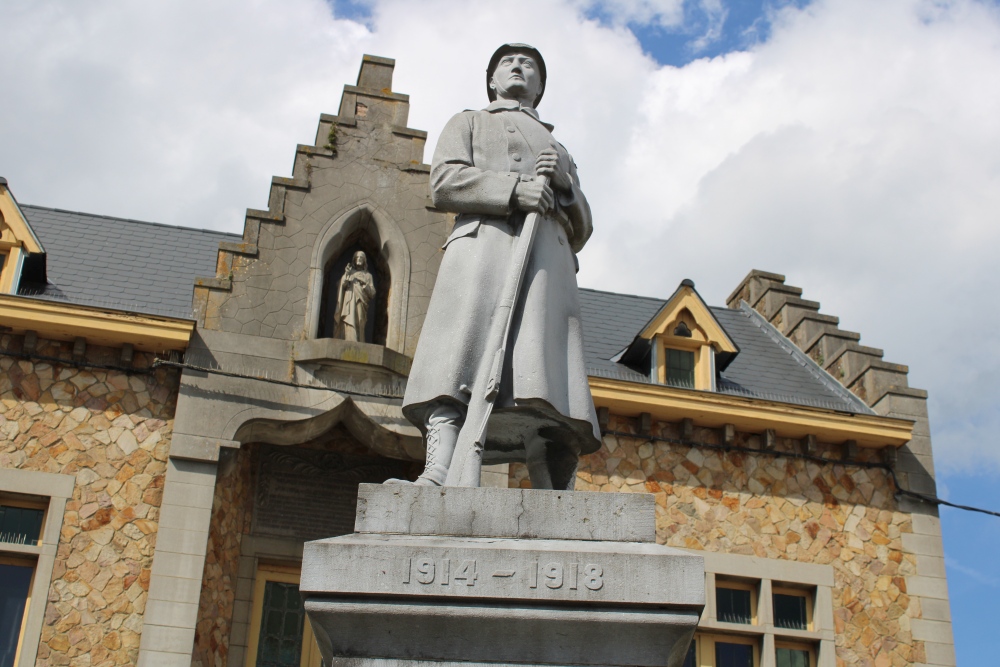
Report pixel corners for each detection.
[0,334,178,667]
[191,447,253,667]
[513,415,923,667]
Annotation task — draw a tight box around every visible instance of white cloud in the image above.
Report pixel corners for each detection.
[3,0,1000,474]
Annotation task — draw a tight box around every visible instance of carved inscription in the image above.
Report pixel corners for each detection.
[403,558,604,591]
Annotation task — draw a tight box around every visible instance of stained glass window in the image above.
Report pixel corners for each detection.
[255,581,305,667]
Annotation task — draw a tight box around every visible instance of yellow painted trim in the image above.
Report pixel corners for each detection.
[640,287,738,354]
[0,187,43,254]
[0,294,193,352]
[0,246,20,293]
[588,376,913,448]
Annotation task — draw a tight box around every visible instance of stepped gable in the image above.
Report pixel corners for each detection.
[726,270,927,409]
[19,205,237,319]
[192,54,448,356]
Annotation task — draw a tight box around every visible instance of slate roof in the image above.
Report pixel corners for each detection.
[19,205,239,319]
[578,288,873,415]
[13,205,869,414]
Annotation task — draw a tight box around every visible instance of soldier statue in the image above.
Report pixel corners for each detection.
[396,43,601,490]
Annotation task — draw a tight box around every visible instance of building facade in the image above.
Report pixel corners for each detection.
[0,56,954,667]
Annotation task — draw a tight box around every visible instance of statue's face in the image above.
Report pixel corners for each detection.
[490,52,543,105]
[353,253,365,268]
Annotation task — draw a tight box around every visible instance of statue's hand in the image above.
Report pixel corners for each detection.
[535,148,572,193]
[513,180,554,215]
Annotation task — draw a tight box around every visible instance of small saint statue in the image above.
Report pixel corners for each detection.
[334,251,376,342]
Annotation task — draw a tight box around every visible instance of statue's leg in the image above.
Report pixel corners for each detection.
[547,445,580,491]
[385,403,462,486]
[525,433,554,490]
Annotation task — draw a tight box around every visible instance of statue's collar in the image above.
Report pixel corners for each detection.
[484,99,554,131]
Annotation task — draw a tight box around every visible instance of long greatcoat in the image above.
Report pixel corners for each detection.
[402,99,601,464]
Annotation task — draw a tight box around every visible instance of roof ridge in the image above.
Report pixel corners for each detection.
[21,204,242,239]
[579,286,667,304]
[738,302,874,415]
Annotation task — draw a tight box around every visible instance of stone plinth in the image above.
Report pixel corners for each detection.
[302,484,704,667]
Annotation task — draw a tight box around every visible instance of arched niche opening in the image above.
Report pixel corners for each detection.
[306,203,411,352]
[316,233,390,345]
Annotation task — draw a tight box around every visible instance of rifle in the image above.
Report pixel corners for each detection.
[444,176,550,487]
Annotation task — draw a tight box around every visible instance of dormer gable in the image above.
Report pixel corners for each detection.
[0,178,45,294]
[619,279,738,390]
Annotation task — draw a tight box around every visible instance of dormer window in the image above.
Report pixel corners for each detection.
[618,279,739,392]
[0,179,45,295]
[665,348,695,388]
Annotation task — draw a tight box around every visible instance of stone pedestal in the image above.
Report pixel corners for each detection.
[302,484,704,667]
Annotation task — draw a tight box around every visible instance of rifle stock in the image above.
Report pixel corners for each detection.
[444,176,550,487]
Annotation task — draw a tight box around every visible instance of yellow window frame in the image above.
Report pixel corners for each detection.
[774,640,816,667]
[245,562,322,667]
[715,578,759,626]
[772,585,814,632]
[693,632,760,667]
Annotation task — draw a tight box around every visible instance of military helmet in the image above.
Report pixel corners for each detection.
[486,43,547,106]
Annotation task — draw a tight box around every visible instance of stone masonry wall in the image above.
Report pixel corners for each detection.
[513,415,923,667]
[0,334,178,667]
[191,446,253,667]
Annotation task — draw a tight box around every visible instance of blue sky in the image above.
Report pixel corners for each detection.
[3,0,999,663]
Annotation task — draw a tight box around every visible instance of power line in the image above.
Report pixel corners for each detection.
[600,429,1000,519]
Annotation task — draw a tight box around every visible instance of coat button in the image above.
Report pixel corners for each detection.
[512,153,522,161]
[507,127,516,133]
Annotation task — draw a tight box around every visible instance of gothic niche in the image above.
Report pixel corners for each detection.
[317,236,389,345]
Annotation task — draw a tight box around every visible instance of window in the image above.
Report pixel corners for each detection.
[0,503,45,546]
[246,563,322,667]
[0,487,61,667]
[0,557,35,667]
[698,553,831,667]
[716,641,754,667]
[682,638,696,667]
[665,348,695,388]
[688,634,759,667]
[716,581,756,625]
[775,643,814,667]
[773,587,813,631]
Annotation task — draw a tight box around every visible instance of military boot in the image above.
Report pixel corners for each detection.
[385,405,461,486]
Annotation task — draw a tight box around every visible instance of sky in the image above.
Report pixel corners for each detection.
[2,0,999,661]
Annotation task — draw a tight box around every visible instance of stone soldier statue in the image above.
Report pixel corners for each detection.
[334,250,376,342]
[397,43,601,490]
